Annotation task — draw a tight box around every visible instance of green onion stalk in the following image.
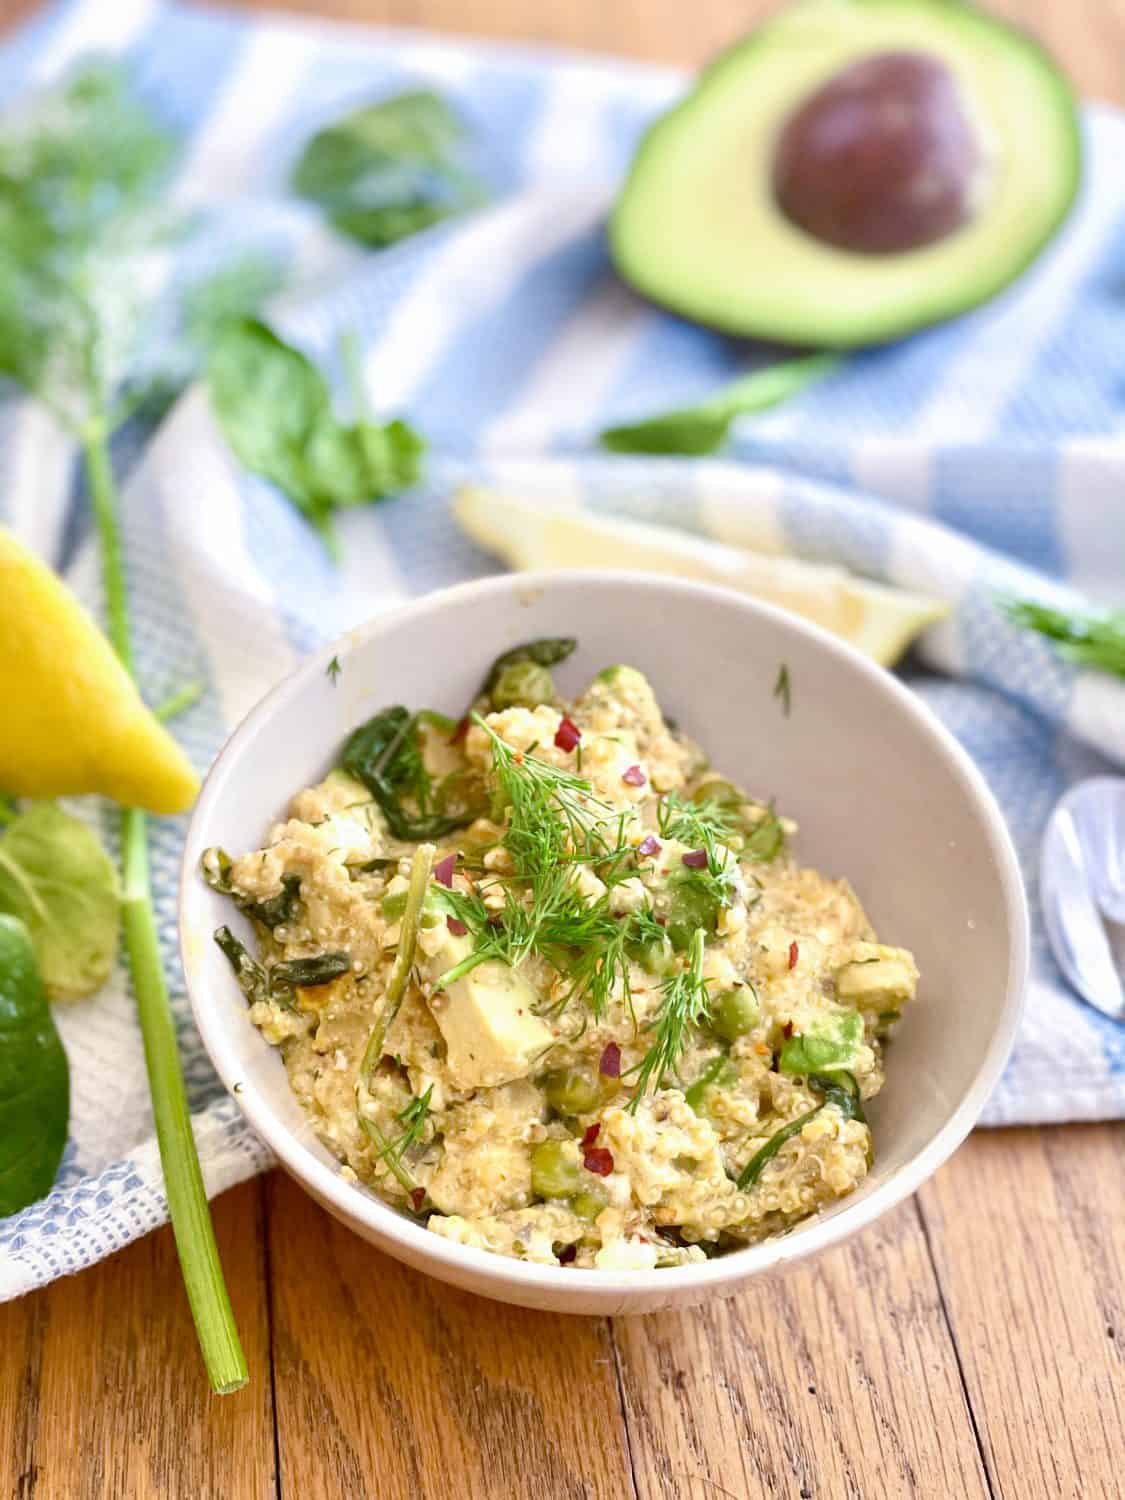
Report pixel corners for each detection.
[83,423,247,1395]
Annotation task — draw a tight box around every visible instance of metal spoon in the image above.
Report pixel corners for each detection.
[1040,777,1125,1022]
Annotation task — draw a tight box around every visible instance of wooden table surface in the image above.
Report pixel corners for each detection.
[3,1,1124,1495]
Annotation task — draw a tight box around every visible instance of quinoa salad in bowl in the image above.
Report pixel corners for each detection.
[202,639,919,1272]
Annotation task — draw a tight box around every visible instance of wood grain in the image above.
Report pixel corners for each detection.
[918,1123,1125,1500]
[0,1180,275,1500]
[613,1199,989,1500]
[265,1169,633,1500]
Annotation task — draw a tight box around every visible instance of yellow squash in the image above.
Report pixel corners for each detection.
[0,527,200,814]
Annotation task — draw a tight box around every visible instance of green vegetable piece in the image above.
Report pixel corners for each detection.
[0,914,70,1217]
[570,1190,606,1222]
[1002,598,1125,679]
[270,952,351,993]
[689,779,745,813]
[808,1070,867,1124]
[490,660,555,711]
[531,1140,582,1200]
[664,875,722,953]
[341,704,472,841]
[599,355,841,456]
[541,1066,603,1117]
[207,318,424,558]
[213,927,270,1006]
[779,1010,863,1075]
[684,1054,737,1113]
[481,638,576,698]
[202,850,300,930]
[0,802,120,1000]
[736,1105,821,1191]
[292,89,486,249]
[708,986,759,1042]
[628,929,675,977]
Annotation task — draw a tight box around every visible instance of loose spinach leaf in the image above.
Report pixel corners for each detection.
[0,803,120,1001]
[201,850,300,930]
[340,705,473,841]
[0,913,69,1217]
[292,89,485,249]
[269,952,351,991]
[1002,599,1125,679]
[207,318,424,558]
[213,928,349,1008]
[214,927,270,1006]
[0,64,176,429]
[481,638,577,697]
[735,1070,865,1190]
[598,354,841,457]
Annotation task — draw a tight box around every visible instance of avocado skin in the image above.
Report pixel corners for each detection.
[610,0,1082,348]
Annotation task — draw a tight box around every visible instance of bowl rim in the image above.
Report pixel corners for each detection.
[180,568,1029,1301]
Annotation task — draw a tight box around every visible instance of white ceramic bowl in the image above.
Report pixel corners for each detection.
[181,571,1028,1315]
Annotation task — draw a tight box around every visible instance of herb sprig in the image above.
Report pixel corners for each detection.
[1003,599,1125,679]
[628,929,710,1108]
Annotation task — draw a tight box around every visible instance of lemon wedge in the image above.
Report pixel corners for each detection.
[0,527,200,813]
[455,486,949,668]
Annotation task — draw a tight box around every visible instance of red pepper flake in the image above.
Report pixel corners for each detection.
[447,918,468,937]
[681,848,709,870]
[583,1146,614,1177]
[558,1243,577,1265]
[580,1122,601,1148]
[782,1020,794,1039]
[599,1041,622,1078]
[622,764,647,788]
[434,852,457,887]
[637,834,661,858]
[410,1187,425,1212]
[449,716,468,745]
[554,716,581,752]
[788,941,799,970]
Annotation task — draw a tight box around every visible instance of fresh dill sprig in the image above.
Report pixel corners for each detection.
[628,928,710,1109]
[658,792,738,876]
[774,663,791,716]
[376,1085,434,1178]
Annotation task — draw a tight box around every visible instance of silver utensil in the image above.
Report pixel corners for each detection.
[1040,777,1125,1021]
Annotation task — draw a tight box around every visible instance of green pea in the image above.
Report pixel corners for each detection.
[570,1190,606,1222]
[531,1140,581,1200]
[664,879,721,954]
[381,889,407,922]
[491,661,554,711]
[709,987,759,1042]
[684,1055,738,1114]
[541,1066,602,1116]
[629,931,674,976]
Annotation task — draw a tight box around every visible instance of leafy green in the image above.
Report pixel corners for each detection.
[207,317,424,557]
[736,1071,865,1190]
[0,914,70,1217]
[340,705,475,841]
[213,927,269,1006]
[0,65,176,431]
[201,850,300,930]
[292,89,485,248]
[598,354,841,457]
[212,927,349,1009]
[0,803,120,1001]
[1003,599,1125,679]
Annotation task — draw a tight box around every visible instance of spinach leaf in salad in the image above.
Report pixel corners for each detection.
[292,89,486,249]
[0,913,70,1217]
[340,705,477,841]
[0,802,120,1000]
[207,318,425,560]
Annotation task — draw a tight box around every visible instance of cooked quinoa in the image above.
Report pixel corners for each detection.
[206,643,917,1270]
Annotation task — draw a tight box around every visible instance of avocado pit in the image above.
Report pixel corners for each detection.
[772,51,987,254]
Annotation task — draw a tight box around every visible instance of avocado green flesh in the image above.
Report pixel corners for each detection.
[610,0,1081,347]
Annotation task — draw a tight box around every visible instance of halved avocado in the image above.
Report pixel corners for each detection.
[610,0,1081,347]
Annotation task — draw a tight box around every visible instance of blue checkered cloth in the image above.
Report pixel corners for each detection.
[3,0,1124,1297]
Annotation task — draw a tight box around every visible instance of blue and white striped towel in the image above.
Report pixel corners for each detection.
[2,0,1124,1298]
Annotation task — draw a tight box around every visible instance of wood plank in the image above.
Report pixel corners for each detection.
[611,1197,989,1500]
[0,1179,275,1500]
[265,1169,633,1500]
[917,1124,1125,1500]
